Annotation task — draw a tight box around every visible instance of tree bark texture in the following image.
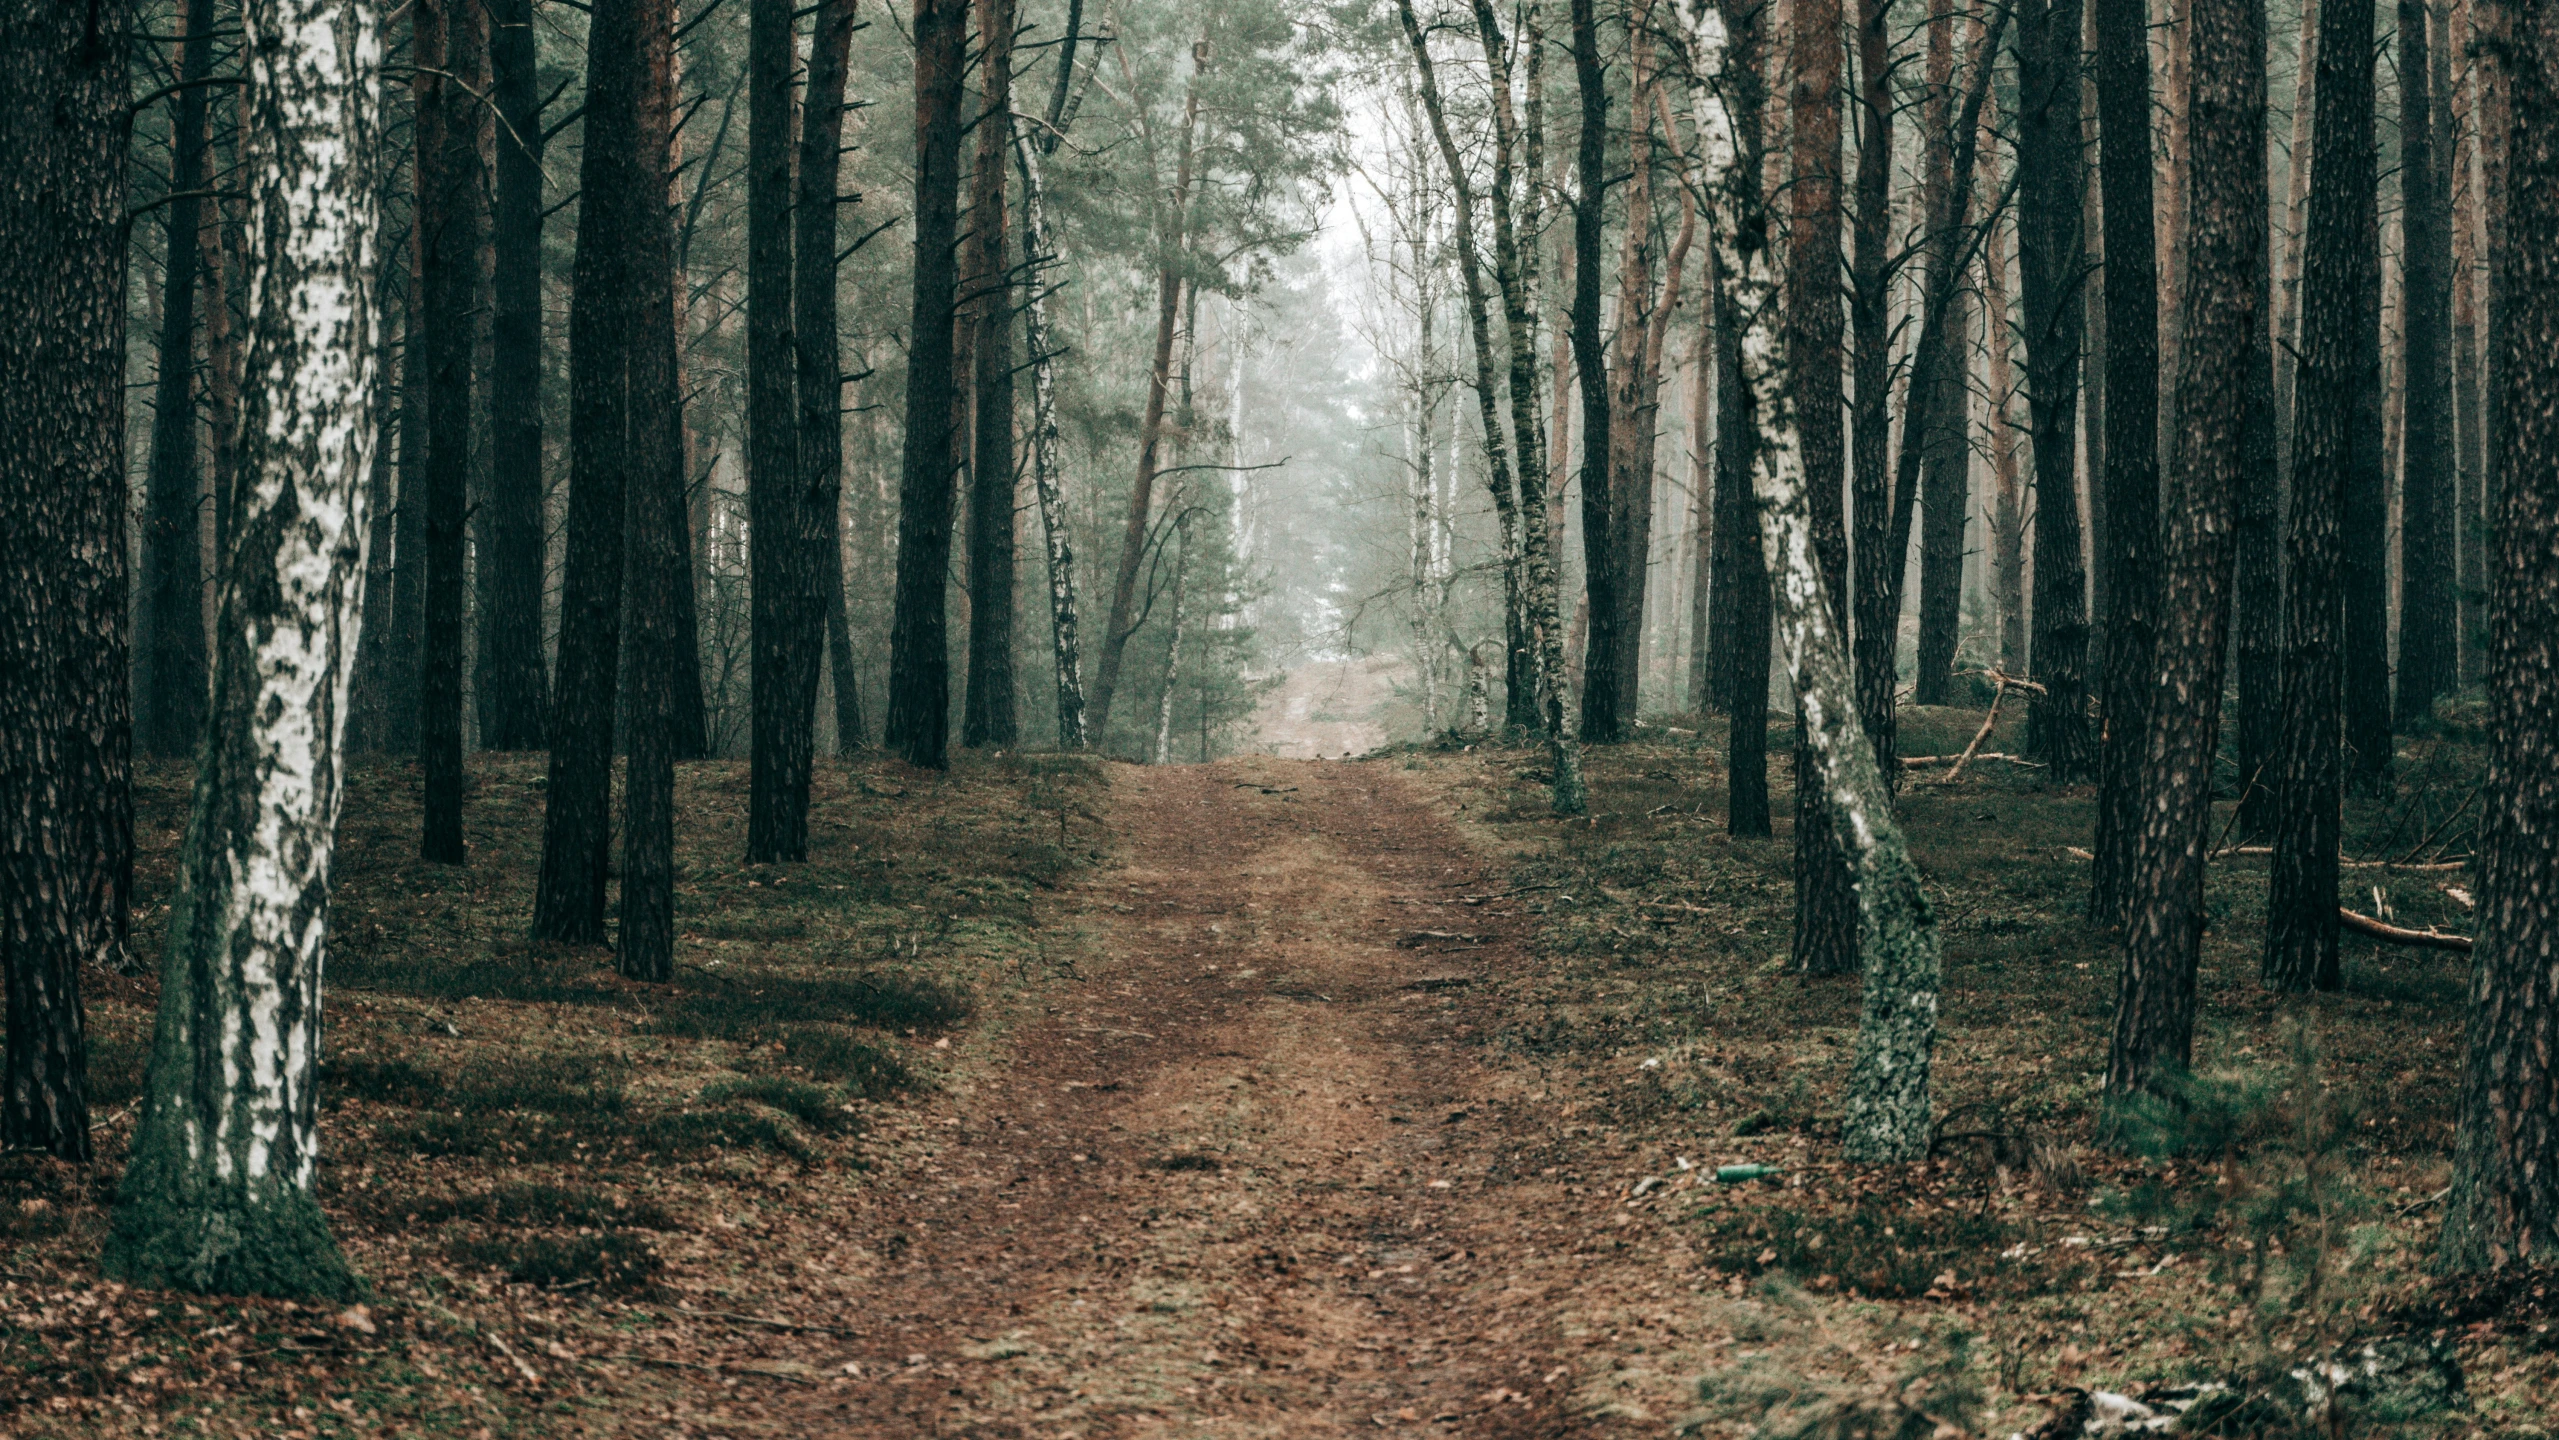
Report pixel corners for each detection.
[138,0,219,760]
[792,0,857,761]
[1912,0,1968,711]
[2014,0,2096,781]
[2232,0,2284,842]
[0,0,133,1160]
[2442,0,2559,1269]
[1015,128,1088,749]
[963,0,1020,749]
[417,0,483,865]
[1707,0,1772,835]
[2396,0,2458,725]
[103,0,380,1296]
[2343,96,2393,785]
[2264,0,2374,994]
[386,231,427,754]
[2109,0,2264,1097]
[1569,0,1624,745]
[531,0,639,945]
[477,0,550,752]
[885,0,969,768]
[1848,0,1900,762]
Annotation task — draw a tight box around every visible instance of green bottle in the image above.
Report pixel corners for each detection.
[1715,1164,1781,1183]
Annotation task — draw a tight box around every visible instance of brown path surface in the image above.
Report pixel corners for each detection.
[767,757,1692,1438]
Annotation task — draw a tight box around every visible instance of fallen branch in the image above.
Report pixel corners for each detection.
[1899,752,2045,768]
[602,1353,818,1384]
[1396,931,1483,948]
[1941,674,2016,780]
[670,1304,861,1337]
[2337,908,2473,952]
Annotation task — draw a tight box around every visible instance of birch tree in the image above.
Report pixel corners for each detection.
[105,0,384,1297]
[1678,0,1944,1161]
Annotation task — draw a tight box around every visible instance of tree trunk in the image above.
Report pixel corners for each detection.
[2396,0,2458,725]
[1706,0,1773,836]
[2265,0,2376,994]
[477,0,550,752]
[387,228,428,755]
[2439,0,2559,1266]
[2341,104,2394,786]
[1911,0,1967,711]
[1152,517,1193,765]
[1682,4,1946,1160]
[1568,0,1623,746]
[353,295,401,754]
[963,0,1021,749]
[884,0,970,768]
[531,0,639,945]
[0,0,131,1160]
[1687,295,1717,717]
[102,0,380,1293]
[2232,3,2285,843]
[1791,0,1859,975]
[748,0,821,839]
[1015,129,1088,749]
[792,0,856,758]
[2109,0,2264,1096]
[138,0,218,760]
[417,0,484,865]
[2015,0,2097,781]
[2274,0,2320,460]
[2451,0,2485,688]
[1849,0,1900,755]
[1981,130,2030,675]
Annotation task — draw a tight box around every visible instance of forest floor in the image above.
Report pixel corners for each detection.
[6,706,2557,1438]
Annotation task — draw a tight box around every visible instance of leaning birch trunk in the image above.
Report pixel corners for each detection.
[1681,0,1943,1161]
[104,0,383,1297]
[1014,129,1089,750]
[1152,515,1193,766]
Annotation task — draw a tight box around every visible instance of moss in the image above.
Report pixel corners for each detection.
[103,1135,361,1301]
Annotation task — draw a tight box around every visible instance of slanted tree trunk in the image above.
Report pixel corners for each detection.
[2396,0,2458,725]
[2109,0,2264,1096]
[138,0,218,760]
[2014,0,2097,781]
[2440,0,2559,1265]
[478,0,550,752]
[793,0,856,765]
[2264,0,2376,994]
[417,0,485,864]
[748,0,822,837]
[620,0,688,984]
[0,0,132,1160]
[532,0,640,945]
[884,0,970,768]
[1015,128,1088,749]
[102,0,380,1292]
[1681,0,1945,1159]
[963,0,1020,749]
[1790,0,1859,975]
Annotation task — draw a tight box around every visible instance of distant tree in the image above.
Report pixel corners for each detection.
[1015,1,1092,750]
[104,0,382,1296]
[963,0,1021,749]
[0,0,134,1161]
[416,0,485,864]
[2439,0,2559,1267]
[796,0,859,764]
[477,0,551,752]
[2396,0,2458,725]
[1706,0,1772,837]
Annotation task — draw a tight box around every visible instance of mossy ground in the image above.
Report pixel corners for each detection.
[8,749,1101,1438]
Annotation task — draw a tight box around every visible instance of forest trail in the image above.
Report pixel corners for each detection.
[777,758,1687,1438]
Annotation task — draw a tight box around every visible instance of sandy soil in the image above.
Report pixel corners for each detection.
[753,757,1709,1438]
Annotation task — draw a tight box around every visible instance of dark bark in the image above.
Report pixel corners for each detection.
[621,0,685,984]
[2232,55,2285,845]
[1848,0,1899,762]
[531,0,639,945]
[477,0,550,752]
[2089,0,2160,921]
[1911,0,1965,712]
[2264,0,2374,994]
[1790,0,1857,975]
[884,0,970,768]
[2396,0,2458,724]
[353,299,401,753]
[794,0,857,764]
[0,0,131,1160]
[963,0,1020,748]
[417,0,485,865]
[2109,0,2264,1097]
[1569,0,1620,744]
[138,0,218,760]
[2441,0,2559,1269]
[2342,126,2393,785]
[387,229,428,754]
[1717,186,1773,836]
[748,0,821,842]
[2014,0,2096,781]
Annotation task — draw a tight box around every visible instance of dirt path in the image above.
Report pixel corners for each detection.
[771,757,1671,1438]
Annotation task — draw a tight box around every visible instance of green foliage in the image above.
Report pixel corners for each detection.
[393,1182,675,1231]
[1698,1200,2086,1301]
[641,970,968,1041]
[447,1231,663,1294]
[774,1025,914,1097]
[701,1076,863,1135]
[1683,1284,1987,1439]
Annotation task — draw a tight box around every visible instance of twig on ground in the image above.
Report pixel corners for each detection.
[2337,908,2472,952]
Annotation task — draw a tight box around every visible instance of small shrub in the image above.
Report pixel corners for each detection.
[448,1231,662,1294]
[1698,1199,2078,1300]
[447,1051,628,1116]
[398,1183,674,1231]
[701,1076,862,1135]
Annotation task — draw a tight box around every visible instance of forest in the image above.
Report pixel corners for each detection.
[2,0,2558,1431]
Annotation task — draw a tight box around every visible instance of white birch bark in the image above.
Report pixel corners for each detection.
[1679,0,1944,1162]
[106,0,382,1295]
[1014,127,1089,749]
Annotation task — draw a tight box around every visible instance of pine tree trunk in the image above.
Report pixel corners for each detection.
[791,0,856,759]
[2274,0,2320,461]
[2440,0,2559,1265]
[1848,0,1900,753]
[139,0,218,760]
[2396,0,2458,724]
[2232,10,2285,844]
[2109,0,2264,1096]
[1710,0,1773,836]
[748,0,821,838]
[2341,111,2394,785]
[1911,0,1967,711]
[1791,0,1860,975]
[1569,0,1623,746]
[1985,209,2030,675]
[1015,129,1089,749]
[2015,0,2097,781]
[885,0,970,768]
[1682,3,1946,1159]
[620,0,687,984]
[387,229,428,755]
[963,0,1021,749]
[1687,295,1717,717]
[1153,518,1193,765]
[2451,0,2486,688]
[418,0,484,865]
[2265,0,2375,993]
[532,0,639,945]
[353,299,401,753]
[478,0,550,752]
[103,0,379,1292]
[0,0,131,1160]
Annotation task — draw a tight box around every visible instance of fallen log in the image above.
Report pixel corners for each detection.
[2337,908,2472,952]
